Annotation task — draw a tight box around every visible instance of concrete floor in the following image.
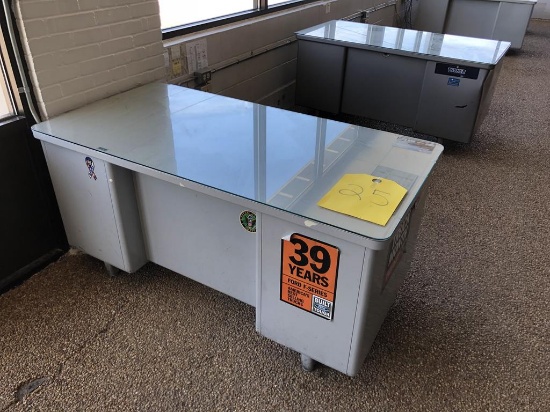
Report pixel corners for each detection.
[1,19,549,412]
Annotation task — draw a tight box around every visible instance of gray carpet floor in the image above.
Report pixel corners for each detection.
[1,19,549,412]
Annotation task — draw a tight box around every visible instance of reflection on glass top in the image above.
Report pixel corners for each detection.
[32,83,442,240]
[480,0,536,3]
[296,21,510,66]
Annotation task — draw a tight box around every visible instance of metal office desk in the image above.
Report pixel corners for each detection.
[32,83,443,376]
[295,21,510,143]
[415,0,536,49]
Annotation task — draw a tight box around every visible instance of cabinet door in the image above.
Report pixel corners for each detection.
[341,49,426,127]
[493,2,533,48]
[413,0,450,33]
[444,0,498,40]
[415,62,488,142]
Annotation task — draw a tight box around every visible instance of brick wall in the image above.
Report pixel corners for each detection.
[15,0,166,119]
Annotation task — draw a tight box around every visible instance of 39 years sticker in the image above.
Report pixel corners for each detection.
[280,233,340,320]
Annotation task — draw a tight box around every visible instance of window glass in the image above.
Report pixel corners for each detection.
[0,30,15,120]
[159,0,256,30]
[269,0,295,6]
[0,70,13,119]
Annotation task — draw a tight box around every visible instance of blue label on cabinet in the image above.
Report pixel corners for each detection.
[447,77,460,87]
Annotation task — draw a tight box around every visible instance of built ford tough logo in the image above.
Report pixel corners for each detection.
[435,63,480,80]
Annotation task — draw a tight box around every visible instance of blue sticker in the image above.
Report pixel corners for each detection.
[448,77,460,87]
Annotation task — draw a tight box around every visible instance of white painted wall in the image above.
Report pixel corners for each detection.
[15,0,166,119]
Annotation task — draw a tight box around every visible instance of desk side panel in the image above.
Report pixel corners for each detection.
[341,49,426,127]
[415,62,488,142]
[347,188,428,376]
[42,143,146,272]
[295,40,346,114]
[105,163,148,272]
[258,214,366,375]
[134,174,257,306]
[493,2,535,48]
[414,0,450,32]
[444,0,499,39]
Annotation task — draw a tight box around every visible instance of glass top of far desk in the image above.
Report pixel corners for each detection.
[32,83,442,240]
[296,20,510,67]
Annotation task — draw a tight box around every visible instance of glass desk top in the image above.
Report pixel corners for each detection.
[296,21,510,68]
[32,83,443,241]
[473,0,536,3]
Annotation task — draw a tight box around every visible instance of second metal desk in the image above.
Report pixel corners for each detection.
[295,21,510,143]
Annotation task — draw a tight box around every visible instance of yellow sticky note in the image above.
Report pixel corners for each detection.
[172,59,182,76]
[318,174,407,226]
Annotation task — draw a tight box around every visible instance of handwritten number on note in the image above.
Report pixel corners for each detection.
[338,184,363,200]
[318,174,407,226]
[371,189,390,206]
[339,183,390,206]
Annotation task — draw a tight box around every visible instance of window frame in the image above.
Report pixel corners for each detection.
[0,23,24,121]
[162,0,320,40]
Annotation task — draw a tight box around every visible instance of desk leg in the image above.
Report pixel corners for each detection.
[104,262,119,276]
[300,354,317,372]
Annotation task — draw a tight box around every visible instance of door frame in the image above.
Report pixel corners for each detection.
[0,2,68,292]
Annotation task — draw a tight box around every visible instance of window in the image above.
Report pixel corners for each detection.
[159,1,255,30]
[160,0,317,39]
[269,0,295,5]
[0,27,20,120]
[0,61,13,119]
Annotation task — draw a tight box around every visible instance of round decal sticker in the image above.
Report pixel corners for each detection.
[239,211,256,233]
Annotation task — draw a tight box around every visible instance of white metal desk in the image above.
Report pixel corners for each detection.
[295,21,510,143]
[415,0,536,49]
[32,83,443,376]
